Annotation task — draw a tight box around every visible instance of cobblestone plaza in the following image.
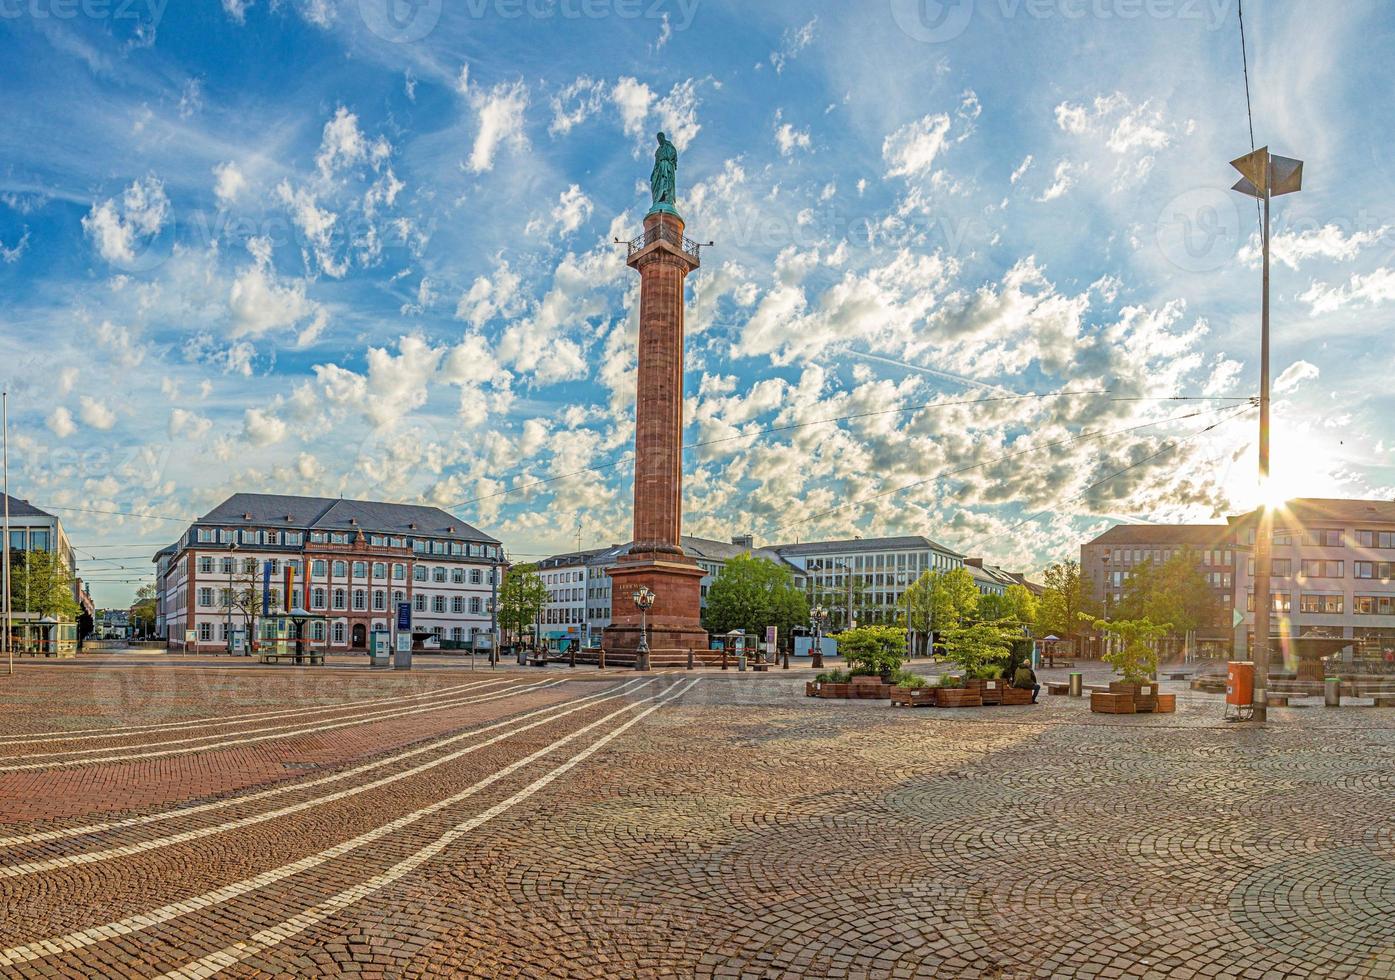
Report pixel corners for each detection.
[0,656,1392,978]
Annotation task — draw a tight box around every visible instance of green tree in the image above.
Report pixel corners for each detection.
[498,564,548,646]
[1038,560,1094,648]
[940,621,1016,680]
[130,583,157,638]
[1001,584,1038,626]
[904,568,980,637]
[1115,549,1217,649]
[704,554,809,647]
[832,624,907,676]
[9,548,79,619]
[1080,613,1171,683]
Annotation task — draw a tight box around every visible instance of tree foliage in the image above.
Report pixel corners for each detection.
[1114,549,1217,637]
[498,564,548,644]
[9,548,78,618]
[832,624,907,676]
[704,554,809,645]
[130,583,157,636]
[904,567,980,633]
[1080,613,1172,682]
[1037,560,1094,644]
[940,620,1017,680]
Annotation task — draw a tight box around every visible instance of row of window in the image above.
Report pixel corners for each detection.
[193,621,485,643]
[803,552,955,573]
[1246,593,1395,615]
[7,528,53,552]
[1241,528,1395,549]
[195,526,501,561]
[195,587,491,615]
[194,555,492,585]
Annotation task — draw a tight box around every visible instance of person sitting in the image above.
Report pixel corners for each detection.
[1013,662,1041,704]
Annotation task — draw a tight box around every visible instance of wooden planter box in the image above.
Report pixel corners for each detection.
[805,681,819,697]
[1091,691,1136,714]
[817,683,851,699]
[1154,693,1177,713]
[975,678,1004,706]
[1000,686,1034,706]
[936,687,982,708]
[890,687,937,708]
[1109,681,1157,713]
[851,676,893,699]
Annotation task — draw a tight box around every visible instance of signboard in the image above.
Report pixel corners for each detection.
[765,625,777,655]
[394,633,413,670]
[184,628,197,645]
[397,602,412,631]
[261,561,272,616]
[229,629,247,655]
[1232,608,1245,628]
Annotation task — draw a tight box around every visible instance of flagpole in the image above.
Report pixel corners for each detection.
[3,390,12,677]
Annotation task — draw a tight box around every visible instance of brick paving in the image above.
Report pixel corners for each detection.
[0,659,1392,977]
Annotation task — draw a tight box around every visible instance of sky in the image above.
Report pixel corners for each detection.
[3,0,1395,608]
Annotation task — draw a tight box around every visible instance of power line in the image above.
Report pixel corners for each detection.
[768,403,1247,535]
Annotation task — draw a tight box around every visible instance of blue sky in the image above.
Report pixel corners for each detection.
[3,0,1394,606]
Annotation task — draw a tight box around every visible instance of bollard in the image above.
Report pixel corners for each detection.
[783,649,790,670]
[687,648,695,671]
[1069,672,1083,698]
[1325,677,1341,708]
[722,648,728,671]
[598,648,605,670]
[569,647,576,668]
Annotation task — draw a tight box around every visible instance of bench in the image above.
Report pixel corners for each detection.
[1046,682,1071,696]
[750,662,770,672]
[1374,696,1395,708]
[1164,671,1190,681]
[259,652,325,666]
[525,656,549,668]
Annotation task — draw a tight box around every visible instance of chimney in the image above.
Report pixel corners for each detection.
[731,534,754,550]
[966,558,984,568]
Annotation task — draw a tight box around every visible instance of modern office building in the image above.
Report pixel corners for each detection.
[2,494,84,654]
[1230,498,1395,663]
[154,493,503,655]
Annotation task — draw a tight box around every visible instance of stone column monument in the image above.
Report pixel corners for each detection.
[602,133,709,668]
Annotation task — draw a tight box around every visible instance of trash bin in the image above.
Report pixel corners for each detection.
[1226,661,1254,707]
[1068,672,1083,697]
[1324,677,1341,707]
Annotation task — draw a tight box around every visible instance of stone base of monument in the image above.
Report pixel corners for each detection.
[602,555,709,669]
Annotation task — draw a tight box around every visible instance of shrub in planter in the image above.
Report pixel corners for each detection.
[833,625,908,680]
[1080,613,1171,685]
[940,622,1016,691]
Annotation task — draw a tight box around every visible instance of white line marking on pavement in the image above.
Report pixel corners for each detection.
[155,678,699,980]
[0,678,556,773]
[0,679,501,745]
[0,678,651,873]
[0,679,696,970]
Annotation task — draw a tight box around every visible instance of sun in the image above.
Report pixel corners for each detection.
[1225,421,1347,511]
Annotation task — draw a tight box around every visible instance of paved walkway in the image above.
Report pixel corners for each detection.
[0,659,1391,977]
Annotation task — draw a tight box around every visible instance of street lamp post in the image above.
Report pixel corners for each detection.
[810,604,826,669]
[1231,146,1304,725]
[632,586,655,672]
[225,542,238,654]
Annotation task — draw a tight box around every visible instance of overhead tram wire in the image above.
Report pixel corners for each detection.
[447,389,1253,510]
[1237,0,1264,232]
[767,402,1249,536]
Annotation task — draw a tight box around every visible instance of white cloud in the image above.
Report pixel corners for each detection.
[228,262,329,347]
[1275,360,1320,394]
[1037,161,1077,202]
[46,407,76,438]
[275,181,344,277]
[57,367,79,396]
[456,260,523,327]
[0,229,30,263]
[1301,267,1395,315]
[310,336,444,429]
[549,76,606,136]
[81,176,169,265]
[527,184,594,238]
[468,80,529,174]
[1240,223,1393,271]
[222,0,252,23]
[770,17,817,73]
[654,79,702,150]
[1010,155,1034,184]
[78,396,116,430]
[316,107,390,179]
[213,161,246,205]
[774,115,811,157]
[168,408,213,439]
[242,407,287,446]
[883,113,952,179]
[612,77,654,139]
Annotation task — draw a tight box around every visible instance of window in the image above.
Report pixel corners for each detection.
[1355,595,1395,616]
[373,590,386,611]
[414,566,427,582]
[433,595,446,613]
[1247,592,1292,613]
[452,627,464,641]
[393,590,405,605]
[373,562,386,579]
[1356,530,1395,550]
[414,594,427,612]
[198,556,214,574]
[312,560,327,577]
[353,562,367,580]
[470,568,483,585]
[333,621,346,644]
[433,567,446,583]
[1301,559,1344,579]
[452,568,465,584]
[197,588,214,607]
[452,596,464,614]
[333,588,346,610]
[393,563,405,581]
[220,557,234,574]
[312,587,327,610]
[311,621,326,641]
[1302,528,1344,548]
[353,590,367,611]
[1355,562,1395,581]
[1299,594,1344,614]
[243,558,257,574]
[470,596,482,615]
[198,622,213,641]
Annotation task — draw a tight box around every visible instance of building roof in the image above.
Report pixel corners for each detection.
[768,534,964,558]
[1,494,56,520]
[1227,497,1395,527]
[1084,523,1233,547]
[195,493,499,544]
